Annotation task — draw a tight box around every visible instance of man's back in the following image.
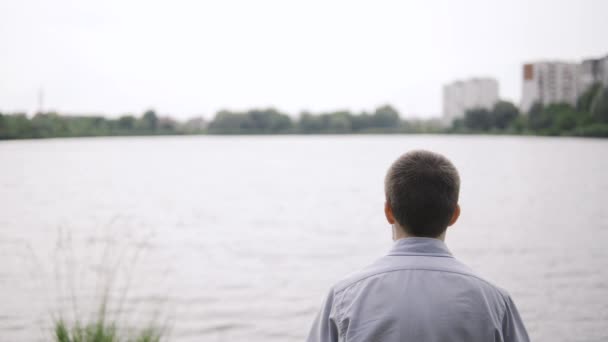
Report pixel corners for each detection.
[307,238,529,342]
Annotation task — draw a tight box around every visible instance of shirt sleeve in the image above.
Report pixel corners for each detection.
[502,295,530,342]
[306,288,340,342]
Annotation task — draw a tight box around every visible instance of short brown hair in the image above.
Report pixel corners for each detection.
[384,150,460,237]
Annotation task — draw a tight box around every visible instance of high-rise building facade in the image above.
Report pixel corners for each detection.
[442,78,499,125]
[603,56,608,85]
[579,59,602,92]
[579,55,608,93]
[520,62,580,114]
[603,57,608,85]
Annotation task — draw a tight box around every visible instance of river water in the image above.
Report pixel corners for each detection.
[1,135,607,342]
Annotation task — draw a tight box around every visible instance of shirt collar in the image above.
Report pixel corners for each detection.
[387,237,453,257]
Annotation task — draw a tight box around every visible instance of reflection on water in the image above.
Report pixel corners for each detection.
[1,135,607,342]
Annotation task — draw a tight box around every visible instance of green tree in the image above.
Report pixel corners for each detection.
[492,101,519,130]
[326,111,352,133]
[351,112,371,131]
[450,118,465,132]
[371,105,400,128]
[577,83,602,113]
[0,112,9,138]
[0,112,10,139]
[464,108,493,131]
[510,115,527,133]
[591,86,608,123]
[208,110,252,134]
[552,106,579,132]
[141,110,158,132]
[0,113,33,139]
[298,112,323,133]
[532,103,574,134]
[158,117,178,132]
[182,117,207,134]
[269,112,293,133]
[247,109,292,133]
[248,109,272,133]
[90,116,111,135]
[63,116,108,136]
[208,109,292,134]
[527,102,551,131]
[31,112,71,137]
[575,123,608,137]
[117,115,136,131]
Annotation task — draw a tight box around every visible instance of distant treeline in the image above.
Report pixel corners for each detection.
[0,110,201,139]
[0,105,443,139]
[1,84,607,139]
[207,105,442,134]
[450,83,608,137]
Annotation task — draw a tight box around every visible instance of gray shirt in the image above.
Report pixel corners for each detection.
[307,237,529,342]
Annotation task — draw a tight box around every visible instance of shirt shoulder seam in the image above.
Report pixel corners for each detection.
[334,266,500,294]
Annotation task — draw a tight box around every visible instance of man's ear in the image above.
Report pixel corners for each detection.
[448,204,460,226]
[385,201,396,224]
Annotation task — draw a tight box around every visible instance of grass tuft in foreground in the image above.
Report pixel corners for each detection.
[54,319,162,342]
[50,230,169,342]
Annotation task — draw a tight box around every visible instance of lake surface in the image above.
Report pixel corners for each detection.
[1,135,607,342]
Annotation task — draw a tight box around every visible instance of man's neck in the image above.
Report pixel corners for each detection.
[392,225,446,242]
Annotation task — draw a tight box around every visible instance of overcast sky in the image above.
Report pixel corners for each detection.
[1,0,607,119]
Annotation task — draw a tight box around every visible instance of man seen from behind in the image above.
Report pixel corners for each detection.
[307,150,529,342]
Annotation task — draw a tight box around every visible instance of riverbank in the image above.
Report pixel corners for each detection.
[2,93,608,139]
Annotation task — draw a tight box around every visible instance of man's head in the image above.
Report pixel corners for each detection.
[384,150,460,238]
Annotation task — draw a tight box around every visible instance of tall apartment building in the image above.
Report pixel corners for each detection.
[579,55,608,93]
[520,62,580,113]
[603,56,608,85]
[442,78,499,125]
